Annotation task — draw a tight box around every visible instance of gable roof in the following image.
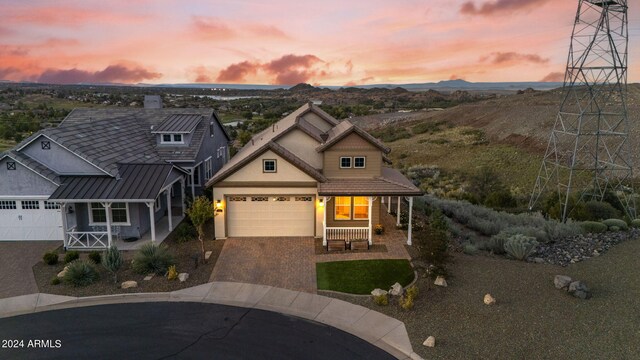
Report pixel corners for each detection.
[0,151,60,185]
[315,120,391,154]
[317,167,422,196]
[152,114,202,133]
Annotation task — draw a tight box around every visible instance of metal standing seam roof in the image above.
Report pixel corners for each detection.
[152,114,203,133]
[49,163,175,201]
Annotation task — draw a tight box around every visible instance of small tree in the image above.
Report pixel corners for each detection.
[186,196,214,262]
[103,246,123,284]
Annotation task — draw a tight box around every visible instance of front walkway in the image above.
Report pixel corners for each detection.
[210,237,317,293]
[0,241,59,299]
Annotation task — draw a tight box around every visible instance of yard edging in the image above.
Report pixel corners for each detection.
[0,282,422,360]
[318,270,419,298]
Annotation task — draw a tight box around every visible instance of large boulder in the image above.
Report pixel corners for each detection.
[121,281,138,289]
[371,288,388,297]
[178,273,189,282]
[554,275,573,290]
[389,282,403,296]
[568,281,591,299]
[57,265,70,279]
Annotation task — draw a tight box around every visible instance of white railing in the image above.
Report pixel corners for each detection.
[324,226,369,242]
[66,231,108,250]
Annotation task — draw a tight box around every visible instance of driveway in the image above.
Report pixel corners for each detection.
[0,241,59,299]
[210,237,317,293]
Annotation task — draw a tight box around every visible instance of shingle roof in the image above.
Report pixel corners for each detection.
[317,167,422,196]
[152,114,202,133]
[1,151,60,185]
[50,163,175,201]
[315,120,391,154]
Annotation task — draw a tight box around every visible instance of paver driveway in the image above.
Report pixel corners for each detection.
[0,241,59,299]
[210,237,317,293]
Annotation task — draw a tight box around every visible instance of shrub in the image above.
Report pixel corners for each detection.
[602,218,628,231]
[462,243,478,255]
[64,251,79,264]
[405,285,419,300]
[488,232,509,254]
[63,260,99,287]
[43,251,59,265]
[504,234,539,261]
[484,190,517,209]
[610,226,620,232]
[415,224,451,279]
[50,277,61,285]
[399,295,414,310]
[631,219,640,228]
[373,294,389,306]
[103,246,123,284]
[580,221,608,234]
[88,251,101,264]
[167,265,178,280]
[580,201,621,221]
[132,243,175,275]
[175,222,197,243]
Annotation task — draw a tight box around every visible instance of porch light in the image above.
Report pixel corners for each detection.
[215,200,222,209]
[318,198,324,207]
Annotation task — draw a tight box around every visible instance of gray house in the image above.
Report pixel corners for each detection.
[0,106,230,250]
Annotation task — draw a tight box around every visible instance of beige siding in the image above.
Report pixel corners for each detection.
[325,197,381,227]
[276,129,322,169]
[302,112,333,132]
[224,150,316,183]
[322,133,383,178]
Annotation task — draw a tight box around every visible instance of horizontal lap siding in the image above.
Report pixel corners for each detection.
[322,133,382,178]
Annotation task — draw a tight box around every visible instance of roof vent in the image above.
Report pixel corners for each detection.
[272,124,275,132]
[251,139,254,145]
[320,133,329,143]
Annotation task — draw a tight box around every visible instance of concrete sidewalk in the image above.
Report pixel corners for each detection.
[0,282,422,360]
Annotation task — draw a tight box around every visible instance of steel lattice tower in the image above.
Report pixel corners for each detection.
[529,0,633,221]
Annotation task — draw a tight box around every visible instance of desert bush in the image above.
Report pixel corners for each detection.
[63,260,99,287]
[103,246,123,284]
[132,243,175,275]
[50,277,61,285]
[602,218,628,231]
[175,222,197,243]
[415,223,451,278]
[373,294,389,306]
[504,234,539,261]
[630,219,640,228]
[462,243,478,255]
[405,285,419,299]
[88,251,101,264]
[488,232,510,254]
[580,221,608,234]
[484,190,517,209]
[64,251,79,264]
[610,226,620,232]
[167,265,178,280]
[399,295,414,310]
[43,251,59,265]
[579,201,621,221]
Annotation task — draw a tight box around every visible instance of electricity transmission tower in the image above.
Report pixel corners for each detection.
[529,0,633,221]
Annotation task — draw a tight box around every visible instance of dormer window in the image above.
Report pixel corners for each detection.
[161,134,184,144]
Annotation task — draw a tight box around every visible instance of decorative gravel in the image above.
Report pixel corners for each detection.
[327,236,640,359]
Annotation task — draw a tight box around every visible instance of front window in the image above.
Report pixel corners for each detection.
[90,203,129,224]
[263,159,277,173]
[173,134,182,142]
[160,133,184,144]
[162,134,172,142]
[334,196,351,220]
[205,157,213,179]
[354,157,366,168]
[340,157,352,168]
[353,197,369,219]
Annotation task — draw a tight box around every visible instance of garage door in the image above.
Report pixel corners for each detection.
[0,200,64,241]
[227,195,315,237]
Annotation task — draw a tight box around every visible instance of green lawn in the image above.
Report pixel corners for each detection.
[316,259,415,294]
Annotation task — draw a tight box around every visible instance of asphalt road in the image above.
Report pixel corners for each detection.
[0,302,394,360]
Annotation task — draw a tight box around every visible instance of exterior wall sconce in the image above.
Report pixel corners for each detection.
[318,198,324,207]
[215,200,223,213]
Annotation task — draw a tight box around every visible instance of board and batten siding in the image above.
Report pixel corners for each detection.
[325,197,381,228]
[322,133,382,178]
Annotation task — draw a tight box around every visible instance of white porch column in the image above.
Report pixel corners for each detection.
[180,177,186,216]
[396,196,401,226]
[407,197,414,245]
[388,196,391,214]
[368,196,373,245]
[322,196,327,246]
[166,189,173,231]
[102,202,112,248]
[147,202,156,242]
[60,203,68,249]
[190,169,196,199]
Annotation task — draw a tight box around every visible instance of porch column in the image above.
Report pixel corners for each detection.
[102,202,112,248]
[368,196,373,245]
[146,202,156,242]
[388,196,391,214]
[180,177,186,216]
[190,169,196,199]
[396,196,401,226]
[322,196,327,246]
[407,197,414,246]
[166,189,173,231]
[60,203,68,249]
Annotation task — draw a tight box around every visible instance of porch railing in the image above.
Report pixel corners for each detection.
[66,230,109,250]
[324,225,369,242]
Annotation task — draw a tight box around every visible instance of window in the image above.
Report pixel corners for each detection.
[340,157,352,168]
[21,201,40,210]
[0,201,17,210]
[251,196,268,202]
[160,133,184,144]
[154,197,161,212]
[274,196,290,201]
[162,134,172,142]
[334,197,351,220]
[204,157,213,179]
[89,203,129,225]
[354,157,366,168]
[263,159,277,173]
[210,122,215,137]
[41,141,51,150]
[295,196,313,201]
[228,196,246,201]
[173,134,182,142]
[44,201,60,209]
[217,146,226,159]
[187,165,201,186]
[6,161,16,170]
[353,197,369,219]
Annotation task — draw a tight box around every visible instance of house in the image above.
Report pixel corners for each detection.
[0,106,230,249]
[207,102,422,248]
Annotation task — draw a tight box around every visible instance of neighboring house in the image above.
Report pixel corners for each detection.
[0,106,230,249]
[207,103,422,247]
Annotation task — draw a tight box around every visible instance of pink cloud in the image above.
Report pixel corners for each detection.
[3,5,150,27]
[460,0,552,16]
[263,54,323,84]
[480,52,549,65]
[540,71,564,82]
[0,67,20,79]
[216,61,260,82]
[191,16,236,40]
[36,64,161,84]
[246,24,290,39]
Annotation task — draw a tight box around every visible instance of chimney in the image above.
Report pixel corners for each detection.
[272,124,275,132]
[144,95,162,109]
[320,132,329,143]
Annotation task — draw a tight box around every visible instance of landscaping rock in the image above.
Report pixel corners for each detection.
[554,275,573,290]
[423,336,436,348]
[57,265,70,279]
[205,251,213,260]
[568,281,591,299]
[121,281,138,289]
[143,274,154,281]
[484,293,496,305]
[434,276,447,287]
[389,282,403,296]
[371,288,388,297]
[178,273,189,282]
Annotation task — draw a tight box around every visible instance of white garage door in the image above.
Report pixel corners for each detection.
[227,195,315,237]
[0,200,64,241]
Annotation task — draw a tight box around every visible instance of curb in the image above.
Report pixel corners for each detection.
[0,282,422,360]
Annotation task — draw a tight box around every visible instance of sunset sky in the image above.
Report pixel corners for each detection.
[0,0,638,85]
